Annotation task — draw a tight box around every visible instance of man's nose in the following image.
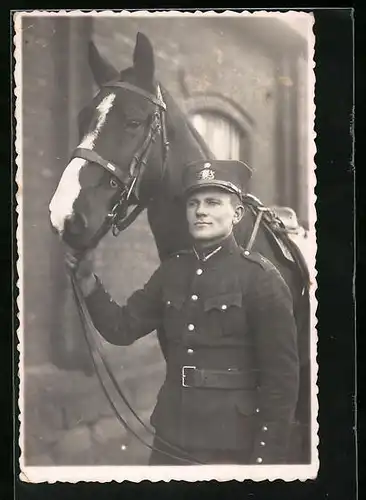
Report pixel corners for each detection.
[195,203,207,216]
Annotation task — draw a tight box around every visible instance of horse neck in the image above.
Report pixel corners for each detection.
[161,86,212,196]
[146,87,212,260]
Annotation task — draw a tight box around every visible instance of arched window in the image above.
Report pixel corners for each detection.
[190,110,250,163]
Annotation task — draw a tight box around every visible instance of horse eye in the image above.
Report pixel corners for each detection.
[126,120,142,129]
[109,178,118,189]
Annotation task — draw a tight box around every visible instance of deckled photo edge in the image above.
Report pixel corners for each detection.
[306,10,320,481]
[13,10,27,484]
[12,8,319,484]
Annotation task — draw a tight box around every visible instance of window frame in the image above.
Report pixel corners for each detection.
[183,93,254,167]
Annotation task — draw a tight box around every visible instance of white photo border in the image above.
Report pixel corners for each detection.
[13,8,319,483]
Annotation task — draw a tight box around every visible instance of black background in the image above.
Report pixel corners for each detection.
[3,5,360,500]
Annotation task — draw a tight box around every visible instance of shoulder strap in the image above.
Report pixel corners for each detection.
[240,247,278,272]
[240,248,293,293]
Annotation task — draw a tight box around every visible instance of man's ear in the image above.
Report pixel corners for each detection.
[233,204,245,225]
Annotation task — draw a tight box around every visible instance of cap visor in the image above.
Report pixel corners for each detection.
[184,180,241,197]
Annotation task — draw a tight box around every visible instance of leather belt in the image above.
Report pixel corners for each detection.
[181,366,254,389]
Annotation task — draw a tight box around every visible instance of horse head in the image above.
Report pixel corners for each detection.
[49,32,180,252]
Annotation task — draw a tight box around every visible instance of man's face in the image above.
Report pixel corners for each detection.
[186,187,242,245]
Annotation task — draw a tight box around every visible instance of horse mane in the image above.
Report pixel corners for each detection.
[159,83,214,161]
[185,119,214,159]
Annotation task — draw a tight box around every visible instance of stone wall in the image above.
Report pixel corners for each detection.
[24,357,165,465]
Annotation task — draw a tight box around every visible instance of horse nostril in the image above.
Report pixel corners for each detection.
[64,212,88,235]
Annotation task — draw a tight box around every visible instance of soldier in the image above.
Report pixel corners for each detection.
[66,159,300,465]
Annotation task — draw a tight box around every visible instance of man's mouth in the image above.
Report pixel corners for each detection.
[194,221,211,227]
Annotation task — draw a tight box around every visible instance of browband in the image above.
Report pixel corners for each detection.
[104,81,167,110]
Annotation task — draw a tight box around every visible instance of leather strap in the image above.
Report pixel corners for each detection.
[181,367,255,390]
[72,148,128,185]
[104,81,167,110]
[245,208,265,252]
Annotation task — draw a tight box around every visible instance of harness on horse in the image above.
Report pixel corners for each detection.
[68,80,310,465]
[71,80,170,250]
[242,193,310,295]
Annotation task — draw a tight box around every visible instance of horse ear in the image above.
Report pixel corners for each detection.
[88,40,119,87]
[133,32,155,84]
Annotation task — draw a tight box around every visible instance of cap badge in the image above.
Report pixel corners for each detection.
[197,168,215,181]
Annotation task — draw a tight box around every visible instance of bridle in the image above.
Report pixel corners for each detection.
[70,80,170,250]
[68,81,206,465]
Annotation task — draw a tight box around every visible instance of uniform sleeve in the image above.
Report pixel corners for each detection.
[247,263,300,464]
[84,266,164,346]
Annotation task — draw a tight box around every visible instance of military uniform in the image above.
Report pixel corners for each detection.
[83,160,300,465]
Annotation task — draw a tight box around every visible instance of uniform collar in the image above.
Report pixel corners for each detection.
[192,233,239,262]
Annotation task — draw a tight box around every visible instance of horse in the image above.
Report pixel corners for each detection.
[49,32,311,464]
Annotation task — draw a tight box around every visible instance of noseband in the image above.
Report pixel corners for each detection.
[70,80,169,248]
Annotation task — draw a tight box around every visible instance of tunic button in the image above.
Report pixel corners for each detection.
[256,457,263,464]
[221,304,227,310]
[256,408,260,413]
[166,300,171,306]
[196,268,203,275]
[262,426,268,432]
[191,294,198,301]
[187,348,194,354]
[260,441,266,446]
[188,324,195,331]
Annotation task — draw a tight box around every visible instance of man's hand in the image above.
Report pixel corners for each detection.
[65,249,97,297]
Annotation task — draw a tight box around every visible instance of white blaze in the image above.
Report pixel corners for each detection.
[49,93,116,233]
[79,93,116,149]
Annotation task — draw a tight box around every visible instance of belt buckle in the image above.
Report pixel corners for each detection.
[181,365,196,387]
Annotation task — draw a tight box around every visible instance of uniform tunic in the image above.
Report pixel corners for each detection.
[85,234,299,464]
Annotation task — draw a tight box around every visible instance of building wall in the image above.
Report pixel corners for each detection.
[21,16,66,367]
[20,15,71,464]
[20,16,95,370]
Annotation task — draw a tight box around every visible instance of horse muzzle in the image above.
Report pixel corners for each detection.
[57,212,91,251]
[64,212,88,235]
